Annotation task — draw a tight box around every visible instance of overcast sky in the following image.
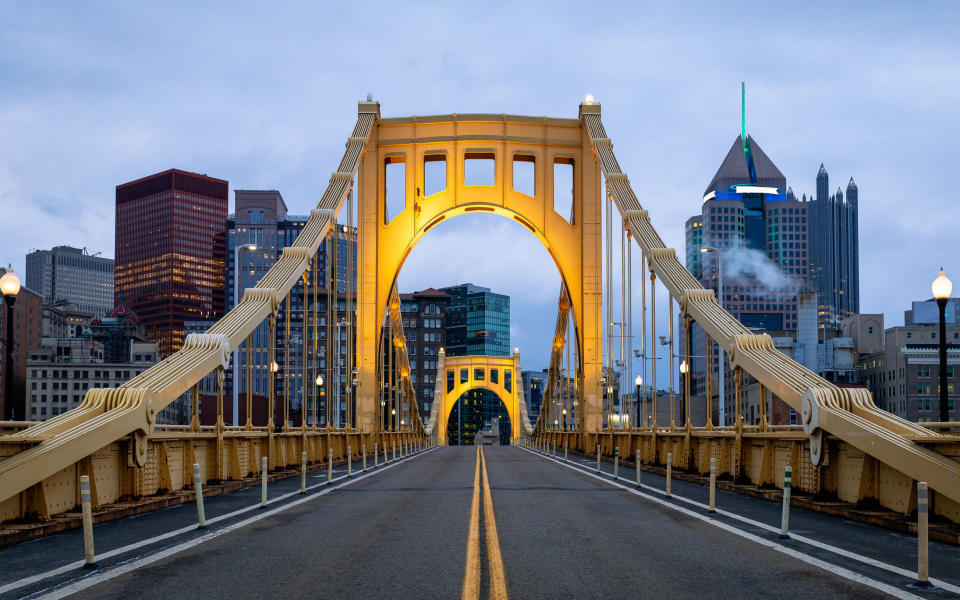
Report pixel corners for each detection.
[2,1,958,378]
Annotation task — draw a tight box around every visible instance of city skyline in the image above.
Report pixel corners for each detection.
[2,2,959,376]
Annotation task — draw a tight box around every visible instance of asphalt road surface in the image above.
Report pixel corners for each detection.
[2,446,956,600]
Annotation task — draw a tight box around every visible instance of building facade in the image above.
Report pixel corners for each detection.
[521,370,547,427]
[808,166,859,329]
[26,246,114,318]
[0,268,42,421]
[397,288,449,421]
[859,324,960,422]
[439,283,511,443]
[115,169,228,358]
[225,190,357,426]
[25,339,163,422]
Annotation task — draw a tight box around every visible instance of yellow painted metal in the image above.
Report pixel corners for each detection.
[356,108,604,447]
[429,351,528,444]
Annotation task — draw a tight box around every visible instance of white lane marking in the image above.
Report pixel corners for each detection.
[549,449,960,595]
[1,450,434,597]
[521,448,931,600]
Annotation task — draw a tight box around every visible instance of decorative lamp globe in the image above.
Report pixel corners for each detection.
[315,375,323,386]
[932,269,952,300]
[0,267,20,298]
[635,375,642,386]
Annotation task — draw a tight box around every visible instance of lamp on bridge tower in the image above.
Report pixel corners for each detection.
[679,361,688,427]
[635,375,643,429]
[932,268,953,423]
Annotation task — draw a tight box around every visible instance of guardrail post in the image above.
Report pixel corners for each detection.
[709,457,717,513]
[260,456,268,507]
[347,445,352,476]
[552,440,557,456]
[374,442,379,467]
[300,451,307,494]
[636,450,642,486]
[327,448,333,484]
[393,440,397,461]
[614,447,620,479]
[779,466,792,539]
[383,442,388,464]
[193,463,207,527]
[666,452,673,498]
[362,444,367,472]
[80,475,97,569]
[596,444,601,473]
[916,481,931,587]
[564,440,568,461]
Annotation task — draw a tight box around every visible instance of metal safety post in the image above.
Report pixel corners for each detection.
[779,466,792,539]
[300,452,307,494]
[362,444,367,472]
[709,458,717,513]
[193,463,207,527]
[636,449,642,486]
[260,456,268,507]
[666,452,673,497]
[564,440,568,461]
[347,445,352,476]
[916,482,931,587]
[374,442,379,467]
[596,444,601,473]
[614,447,620,479]
[80,475,97,569]
[327,448,333,484]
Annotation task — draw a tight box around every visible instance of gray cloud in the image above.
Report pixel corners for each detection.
[2,1,959,380]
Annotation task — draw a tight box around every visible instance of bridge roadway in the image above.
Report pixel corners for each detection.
[2,446,959,599]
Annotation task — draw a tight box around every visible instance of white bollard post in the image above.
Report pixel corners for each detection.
[614,447,620,479]
[193,463,207,527]
[327,448,333,484]
[636,450,642,486]
[666,452,673,497]
[300,452,307,494]
[916,481,930,586]
[393,440,397,461]
[347,445,352,476]
[383,442,388,465]
[375,442,379,467]
[779,465,792,538]
[564,440,568,461]
[260,456,268,507]
[596,444,601,473]
[80,475,97,569]
[362,444,367,472]
[709,457,717,513]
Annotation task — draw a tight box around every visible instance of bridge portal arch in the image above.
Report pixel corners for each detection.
[356,104,605,441]
[436,354,522,444]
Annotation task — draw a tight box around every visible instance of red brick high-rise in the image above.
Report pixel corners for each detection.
[115,169,227,358]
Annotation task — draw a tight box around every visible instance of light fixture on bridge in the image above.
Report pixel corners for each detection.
[270,361,279,373]
[635,375,642,387]
[932,268,952,299]
[680,360,688,374]
[391,408,396,415]
[562,408,567,415]
[315,375,323,386]
[584,93,595,105]
[0,266,21,297]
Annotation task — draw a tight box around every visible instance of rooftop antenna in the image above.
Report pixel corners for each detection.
[741,81,746,143]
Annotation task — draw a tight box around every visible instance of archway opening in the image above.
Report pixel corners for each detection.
[446,390,513,446]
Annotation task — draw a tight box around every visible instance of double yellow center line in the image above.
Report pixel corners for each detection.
[462,446,508,600]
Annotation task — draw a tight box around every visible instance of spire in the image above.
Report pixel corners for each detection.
[741,82,746,142]
[818,163,827,177]
[847,176,857,190]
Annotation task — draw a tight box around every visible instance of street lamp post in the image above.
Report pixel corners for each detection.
[634,375,642,428]
[933,269,953,422]
[1,266,21,421]
[232,243,257,426]
[679,360,688,426]
[700,247,725,426]
[315,375,323,427]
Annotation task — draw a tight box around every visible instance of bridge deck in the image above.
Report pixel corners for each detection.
[1,447,958,599]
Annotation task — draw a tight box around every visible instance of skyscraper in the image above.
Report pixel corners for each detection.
[439,283,510,443]
[685,134,808,331]
[225,189,357,426]
[808,165,860,329]
[26,246,114,317]
[115,169,228,358]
